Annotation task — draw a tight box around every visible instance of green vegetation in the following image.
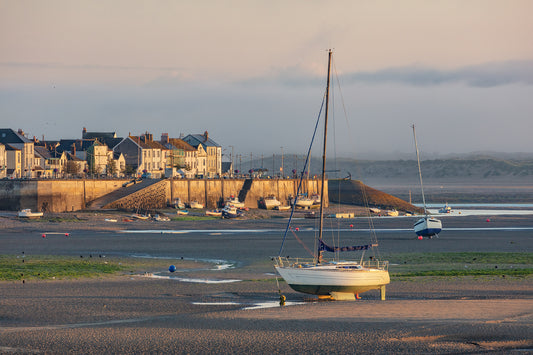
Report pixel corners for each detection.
[0,255,123,281]
[385,252,533,278]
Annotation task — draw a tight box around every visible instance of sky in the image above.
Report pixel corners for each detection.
[1,0,533,160]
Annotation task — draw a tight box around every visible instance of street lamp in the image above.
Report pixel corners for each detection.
[280,146,284,178]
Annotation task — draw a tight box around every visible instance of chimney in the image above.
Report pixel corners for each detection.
[161,133,169,144]
[144,132,153,142]
[71,143,76,156]
[203,130,209,142]
[82,127,87,138]
[18,129,24,136]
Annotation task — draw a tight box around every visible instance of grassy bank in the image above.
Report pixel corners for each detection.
[386,252,533,278]
[0,255,214,281]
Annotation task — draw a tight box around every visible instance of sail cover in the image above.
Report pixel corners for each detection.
[319,240,378,252]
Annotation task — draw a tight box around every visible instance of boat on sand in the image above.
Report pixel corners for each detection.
[18,209,43,219]
[274,50,389,301]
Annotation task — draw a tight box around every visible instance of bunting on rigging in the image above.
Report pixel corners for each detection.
[319,240,378,253]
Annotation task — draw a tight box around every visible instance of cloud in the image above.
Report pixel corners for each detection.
[345,60,533,88]
[242,60,533,88]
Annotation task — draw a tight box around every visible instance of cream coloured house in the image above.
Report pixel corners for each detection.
[0,143,6,179]
[0,129,35,178]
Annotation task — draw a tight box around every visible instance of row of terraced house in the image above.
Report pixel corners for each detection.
[0,128,224,179]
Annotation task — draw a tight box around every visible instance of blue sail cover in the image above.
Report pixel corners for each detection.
[319,240,377,252]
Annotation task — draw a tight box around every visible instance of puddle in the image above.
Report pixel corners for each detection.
[191,300,306,310]
[130,254,237,270]
[242,301,306,310]
[142,273,242,284]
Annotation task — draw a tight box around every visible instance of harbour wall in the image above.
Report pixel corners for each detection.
[0,179,327,212]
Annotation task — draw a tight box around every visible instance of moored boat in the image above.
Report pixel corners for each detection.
[261,195,281,210]
[222,205,243,218]
[205,209,222,217]
[18,209,43,219]
[226,196,245,208]
[411,124,443,237]
[274,50,389,301]
[188,201,204,209]
[386,209,399,217]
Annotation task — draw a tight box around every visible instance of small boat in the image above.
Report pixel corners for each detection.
[131,213,150,220]
[18,209,43,219]
[261,195,281,210]
[439,203,452,213]
[369,207,381,214]
[188,201,204,209]
[170,198,186,209]
[275,205,291,211]
[104,218,118,222]
[414,217,442,237]
[205,209,222,217]
[411,124,443,237]
[153,214,170,221]
[226,196,245,208]
[176,210,189,215]
[222,205,243,219]
[386,209,399,217]
[291,195,314,209]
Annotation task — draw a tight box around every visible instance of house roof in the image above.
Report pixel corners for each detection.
[129,136,168,150]
[34,146,54,159]
[66,152,84,161]
[83,131,117,140]
[182,132,220,149]
[166,138,196,151]
[55,139,99,153]
[4,144,21,151]
[0,129,32,144]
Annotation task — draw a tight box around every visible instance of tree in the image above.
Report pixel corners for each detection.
[65,161,79,176]
[107,158,117,176]
[124,164,136,177]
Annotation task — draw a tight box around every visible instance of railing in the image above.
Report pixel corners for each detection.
[274,256,389,270]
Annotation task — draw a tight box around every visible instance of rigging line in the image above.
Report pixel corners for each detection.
[290,227,316,258]
[277,92,326,256]
[333,57,381,259]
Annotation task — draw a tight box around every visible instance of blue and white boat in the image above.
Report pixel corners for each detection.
[411,124,442,237]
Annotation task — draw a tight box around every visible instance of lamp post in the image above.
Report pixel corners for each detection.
[228,145,234,177]
[280,146,284,178]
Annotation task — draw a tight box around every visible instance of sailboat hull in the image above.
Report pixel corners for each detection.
[275,264,390,296]
[414,217,442,237]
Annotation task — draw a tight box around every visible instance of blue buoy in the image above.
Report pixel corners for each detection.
[169,265,176,273]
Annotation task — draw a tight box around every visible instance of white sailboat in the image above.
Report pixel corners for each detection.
[274,50,390,301]
[412,124,442,237]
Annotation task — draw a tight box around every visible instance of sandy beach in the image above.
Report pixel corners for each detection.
[0,209,532,354]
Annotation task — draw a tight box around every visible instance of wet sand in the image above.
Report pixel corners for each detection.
[0,210,532,354]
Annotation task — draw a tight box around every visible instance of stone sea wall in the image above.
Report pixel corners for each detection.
[0,178,327,212]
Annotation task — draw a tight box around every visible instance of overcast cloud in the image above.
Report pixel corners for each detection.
[1,1,532,158]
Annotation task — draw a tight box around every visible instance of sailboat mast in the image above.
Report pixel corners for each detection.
[412,124,428,215]
[318,49,332,263]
